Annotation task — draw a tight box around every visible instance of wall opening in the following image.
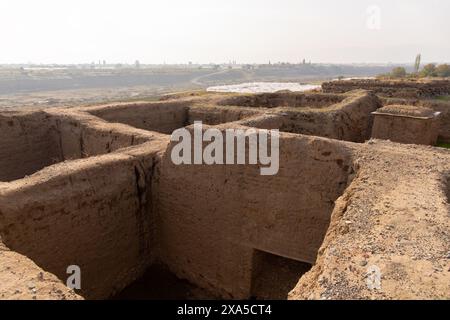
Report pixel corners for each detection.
[250,250,312,300]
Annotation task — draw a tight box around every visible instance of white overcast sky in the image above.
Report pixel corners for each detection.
[0,0,448,64]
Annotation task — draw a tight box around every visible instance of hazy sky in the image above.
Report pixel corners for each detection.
[0,0,449,64]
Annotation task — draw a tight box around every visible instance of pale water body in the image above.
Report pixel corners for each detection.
[206,82,321,93]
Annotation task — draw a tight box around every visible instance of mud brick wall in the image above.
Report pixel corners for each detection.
[86,102,190,134]
[155,130,355,298]
[218,92,345,108]
[0,111,61,182]
[371,114,440,145]
[382,97,450,143]
[247,92,382,143]
[322,79,450,98]
[187,105,261,125]
[0,146,163,299]
[46,110,158,159]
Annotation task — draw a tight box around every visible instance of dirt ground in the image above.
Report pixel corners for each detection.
[290,140,450,299]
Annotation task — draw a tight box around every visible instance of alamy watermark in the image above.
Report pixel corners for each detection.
[66,265,81,290]
[366,265,382,290]
[170,121,279,175]
[366,5,381,30]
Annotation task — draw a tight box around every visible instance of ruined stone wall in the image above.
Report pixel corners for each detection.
[322,79,450,98]
[0,111,61,182]
[155,128,355,298]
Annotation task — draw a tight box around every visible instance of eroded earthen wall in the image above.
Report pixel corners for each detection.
[218,92,345,108]
[187,105,260,125]
[382,97,450,143]
[86,102,190,134]
[0,112,61,182]
[371,114,439,145]
[242,92,382,143]
[322,79,450,98]
[47,110,156,159]
[155,129,355,298]
[0,135,168,299]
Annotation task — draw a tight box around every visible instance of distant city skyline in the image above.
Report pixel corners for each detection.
[1,0,449,64]
[1,61,443,67]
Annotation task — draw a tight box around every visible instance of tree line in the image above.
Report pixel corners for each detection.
[383,63,450,79]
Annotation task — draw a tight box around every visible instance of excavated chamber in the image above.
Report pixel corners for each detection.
[0,109,165,299]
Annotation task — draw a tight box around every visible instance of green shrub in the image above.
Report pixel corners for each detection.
[436,64,450,77]
[420,63,437,77]
[391,67,407,78]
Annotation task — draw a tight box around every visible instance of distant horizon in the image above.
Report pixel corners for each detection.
[1,0,448,65]
[1,61,449,66]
